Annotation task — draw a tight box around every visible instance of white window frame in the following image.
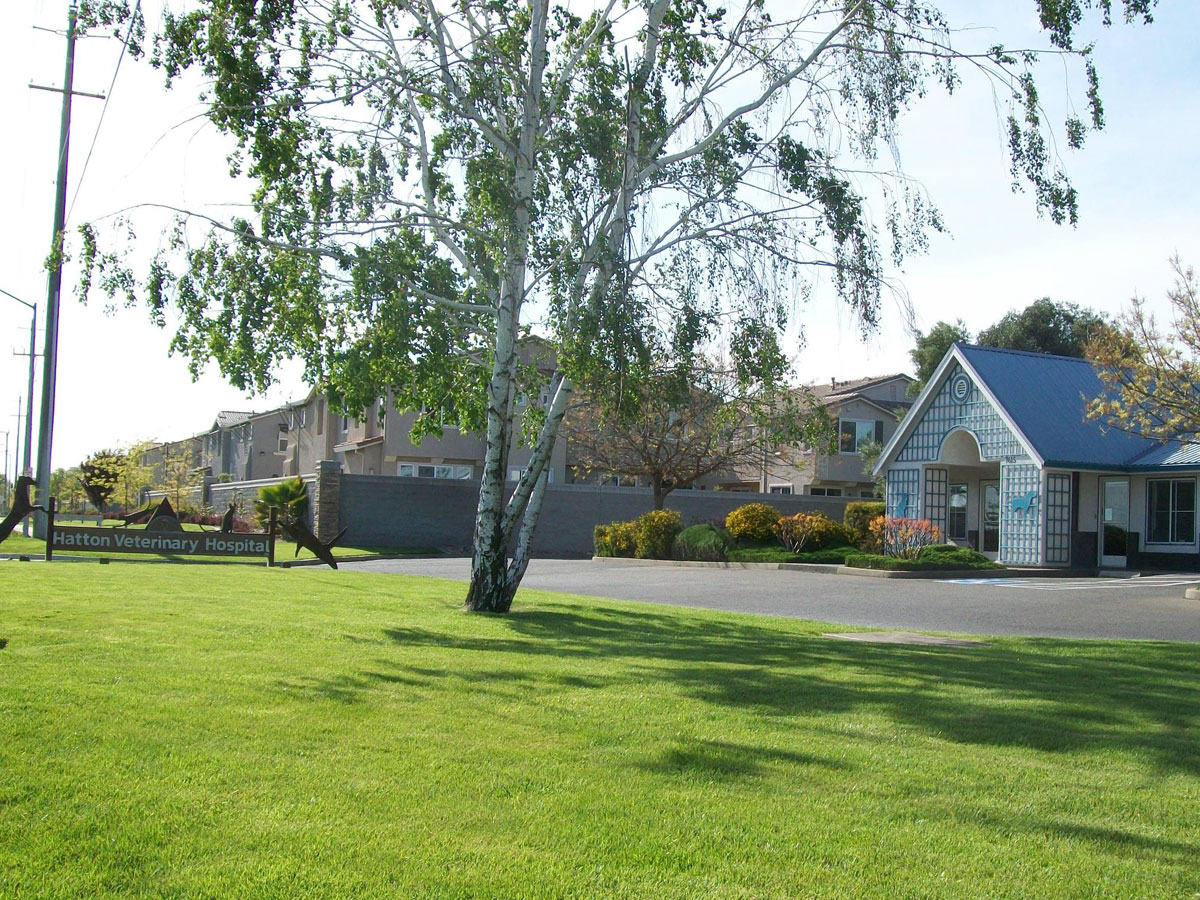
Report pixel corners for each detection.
[768,484,793,495]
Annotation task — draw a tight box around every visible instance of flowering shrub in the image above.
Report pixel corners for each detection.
[725,503,782,543]
[773,512,850,553]
[594,521,638,557]
[633,509,683,559]
[868,516,943,559]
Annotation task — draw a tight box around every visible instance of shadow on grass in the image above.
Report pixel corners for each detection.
[639,739,851,780]
[300,601,1200,775]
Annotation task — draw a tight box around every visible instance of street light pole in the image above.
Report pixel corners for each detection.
[0,288,37,534]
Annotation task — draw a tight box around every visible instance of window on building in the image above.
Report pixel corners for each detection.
[769,484,793,495]
[948,483,968,540]
[1147,478,1196,544]
[316,400,324,434]
[859,490,876,498]
[341,414,350,434]
[838,418,879,454]
[508,466,554,483]
[398,463,473,480]
[809,486,843,497]
[278,424,288,453]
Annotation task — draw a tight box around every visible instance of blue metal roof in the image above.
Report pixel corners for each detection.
[954,344,1196,470]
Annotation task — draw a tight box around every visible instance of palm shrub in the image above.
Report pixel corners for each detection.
[724,503,782,543]
[255,478,309,531]
[774,512,851,553]
[633,509,683,559]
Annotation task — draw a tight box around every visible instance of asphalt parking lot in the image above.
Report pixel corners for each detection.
[343,557,1200,642]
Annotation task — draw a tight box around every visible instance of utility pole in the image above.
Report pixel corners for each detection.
[30,3,101,537]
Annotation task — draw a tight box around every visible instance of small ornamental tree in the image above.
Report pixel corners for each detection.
[1087,257,1200,441]
[75,0,1155,613]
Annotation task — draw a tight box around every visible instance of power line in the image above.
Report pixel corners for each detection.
[65,0,141,225]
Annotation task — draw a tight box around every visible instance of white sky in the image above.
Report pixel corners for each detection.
[1,0,1198,473]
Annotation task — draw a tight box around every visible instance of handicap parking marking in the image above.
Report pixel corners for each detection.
[940,574,1200,591]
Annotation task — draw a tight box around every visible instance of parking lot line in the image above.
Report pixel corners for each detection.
[940,575,1200,591]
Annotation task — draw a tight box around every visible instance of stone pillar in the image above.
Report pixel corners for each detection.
[313,460,343,542]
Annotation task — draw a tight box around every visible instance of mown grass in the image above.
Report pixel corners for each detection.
[1,563,1198,898]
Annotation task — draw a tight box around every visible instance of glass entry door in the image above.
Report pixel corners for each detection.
[1101,478,1129,568]
[981,481,1000,559]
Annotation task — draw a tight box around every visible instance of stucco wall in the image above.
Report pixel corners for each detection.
[336,476,850,555]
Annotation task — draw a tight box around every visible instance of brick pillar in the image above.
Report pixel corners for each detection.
[313,460,343,542]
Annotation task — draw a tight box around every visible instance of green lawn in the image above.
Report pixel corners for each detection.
[1,564,1198,898]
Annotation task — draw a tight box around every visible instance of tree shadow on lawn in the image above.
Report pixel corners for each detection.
[372,602,1200,776]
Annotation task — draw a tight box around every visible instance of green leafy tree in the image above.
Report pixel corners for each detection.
[908,320,972,395]
[50,466,86,514]
[157,443,201,512]
[1087,257,1200,441]
[115,441,156,512]
[80,449,127,513]
[977,298,1109,358]
[76,0,1153,612]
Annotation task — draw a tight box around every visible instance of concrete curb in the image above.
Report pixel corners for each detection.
[1185,587,1200,601]
[590,556,1011,579]
[277,553,445,568]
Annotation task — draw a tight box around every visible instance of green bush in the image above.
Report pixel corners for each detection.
[672,524,733,561]
[844,545,1002,571]
[773,512,852,552]
[594,521,637,557]
[792,546,855,564]
[633,509,683,559]
[725,503,782,543]
[844,501,885,544]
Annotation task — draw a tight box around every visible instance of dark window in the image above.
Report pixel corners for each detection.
[838,419,874,454]
[948,483,967,540]
[1147,479,1196,544]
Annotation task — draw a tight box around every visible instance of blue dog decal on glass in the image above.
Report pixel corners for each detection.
[1010,490,1038,515]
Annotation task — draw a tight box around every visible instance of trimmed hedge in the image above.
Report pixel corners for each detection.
[844,545,1002,571]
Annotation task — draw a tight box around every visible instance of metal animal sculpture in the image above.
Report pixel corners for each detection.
[0,476,44,544]
[1010,490,1039,515]
[280,519,346,570]
[122,502,157,526]
[220,502,236,533]
[145,497,185,532]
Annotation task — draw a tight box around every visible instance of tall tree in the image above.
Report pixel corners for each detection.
[1087,257,1200,441]
[909,320,972,394]
[977,298,1109,357]
[77,0,1153,612]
